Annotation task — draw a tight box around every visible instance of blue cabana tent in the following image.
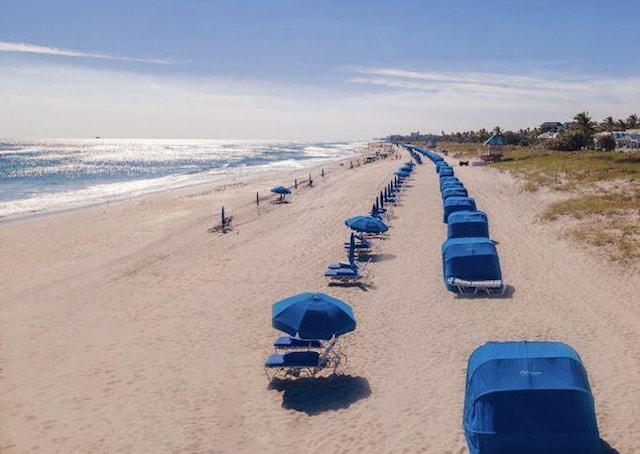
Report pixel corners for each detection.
[442,187,469,200]
[439,174,458,186]
[447,211,489,239]
[436,162,451,174]
[443,196,477,223]
[441,237,501,291]
[440,178,462,191]
[439,167,454,177]
[464,341,600,454]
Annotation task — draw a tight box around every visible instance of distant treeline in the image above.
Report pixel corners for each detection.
[389,112,640,152]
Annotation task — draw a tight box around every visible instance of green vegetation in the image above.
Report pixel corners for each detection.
[571,219,640,262]
[493,148,640,189]
[541,191,640,221]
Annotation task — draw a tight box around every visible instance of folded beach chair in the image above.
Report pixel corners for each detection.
[264,337,342,380]
[343,234,371,250]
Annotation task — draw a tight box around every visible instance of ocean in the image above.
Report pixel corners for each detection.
[0,138,365,220]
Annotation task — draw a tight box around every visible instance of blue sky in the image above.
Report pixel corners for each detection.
[2,0,640,140]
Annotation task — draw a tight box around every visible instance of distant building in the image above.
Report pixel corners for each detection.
[614,129,640,150]
[540,122,563,133]
[537,131,559,140]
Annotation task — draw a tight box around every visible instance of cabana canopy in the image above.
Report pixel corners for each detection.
[447,211,489,239]
[464,341,600,454]
[439,177,461,190]
[441,237,501,290]
[442,187,469,200]
[436,162,451,174]
[443,197,477,223]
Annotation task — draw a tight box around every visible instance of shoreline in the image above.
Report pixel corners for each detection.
[0,151,366,228]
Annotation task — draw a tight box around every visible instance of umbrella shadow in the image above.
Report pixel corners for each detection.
[268,374,371,415]
[600,439,620,454]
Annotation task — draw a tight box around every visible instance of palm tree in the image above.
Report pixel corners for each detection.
[616,119,627,131]
[601,116,615,132]
[573,111,597,137]
[626,113,639,129]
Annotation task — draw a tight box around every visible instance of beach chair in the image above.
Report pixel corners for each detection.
[273,336,324,353]
[325,258,372,284]
[327,251,357,270]
[446,277,506,295]
[208,211,233,233]
[264,337,342,380]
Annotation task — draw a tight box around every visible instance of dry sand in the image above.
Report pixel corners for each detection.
[1,148,639,453]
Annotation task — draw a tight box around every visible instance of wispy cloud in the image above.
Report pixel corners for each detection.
[0,41,169,64]
[2,62,640,140]
[347,66,640,100]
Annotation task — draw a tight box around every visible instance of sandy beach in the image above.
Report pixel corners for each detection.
[1,147,639,453]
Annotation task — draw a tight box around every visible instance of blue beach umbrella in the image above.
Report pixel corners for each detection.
[272,292,356,340]
[345,215,389,233]
[271,185,291,195]
[394,170,410,177]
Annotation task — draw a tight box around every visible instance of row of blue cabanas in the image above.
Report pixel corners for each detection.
[402,144,600,453]
[406,145,504,295]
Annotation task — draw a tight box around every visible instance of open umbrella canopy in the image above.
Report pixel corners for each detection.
[272,292,356,340]
[345,215,389,233]
[271,185,291,194]
[394,170,410,177]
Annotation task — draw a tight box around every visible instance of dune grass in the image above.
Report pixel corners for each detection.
[541,190,640,221]
[494,149,640,190]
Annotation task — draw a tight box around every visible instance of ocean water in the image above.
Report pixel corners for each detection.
[0,138,364,220]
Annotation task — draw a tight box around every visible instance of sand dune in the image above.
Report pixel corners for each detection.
[1,149,638,453]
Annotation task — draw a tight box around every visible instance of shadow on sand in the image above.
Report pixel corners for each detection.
[328,281,373,292]
[454,284,516,300]
[268,375,371,415]
[357,253,396,263]
[600,439,620,454]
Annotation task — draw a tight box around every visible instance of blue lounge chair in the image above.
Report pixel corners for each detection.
[273,336,324,352]
[325,258,372,283]
[264,337,342,380]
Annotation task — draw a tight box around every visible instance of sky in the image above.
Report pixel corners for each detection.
[2,0,640,140]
